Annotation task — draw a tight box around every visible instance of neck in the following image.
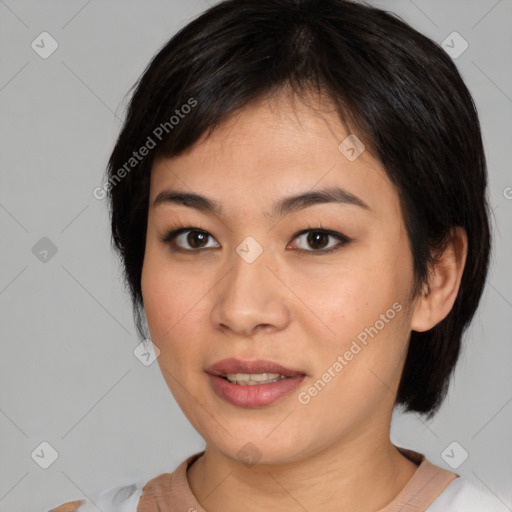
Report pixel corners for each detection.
[187,430,419,512]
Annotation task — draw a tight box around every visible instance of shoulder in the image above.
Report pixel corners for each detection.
[427,475,508,512]
[47,460,186,512]
[47,481,145,512]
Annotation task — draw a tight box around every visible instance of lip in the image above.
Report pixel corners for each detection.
[205,358,306,408]
[205,358,305,378]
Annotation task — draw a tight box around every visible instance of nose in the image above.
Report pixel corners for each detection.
[210,246,291,337]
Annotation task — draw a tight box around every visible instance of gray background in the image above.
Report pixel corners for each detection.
[0,1,511,510]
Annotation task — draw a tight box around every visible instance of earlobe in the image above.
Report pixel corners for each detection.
[410,227,468,332]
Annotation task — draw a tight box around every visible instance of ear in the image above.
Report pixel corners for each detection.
[411,227,468,332]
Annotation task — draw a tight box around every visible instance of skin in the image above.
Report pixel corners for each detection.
[141,89,467,512]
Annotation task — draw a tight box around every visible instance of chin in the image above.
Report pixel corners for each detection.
[200,425,315,467]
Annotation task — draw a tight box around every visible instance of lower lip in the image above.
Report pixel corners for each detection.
[207,374,305,407]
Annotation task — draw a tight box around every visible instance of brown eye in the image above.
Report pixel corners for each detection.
[306,231,330,250]
[292,228,351,254]
[186,231,209,248]
[161,228,220,251]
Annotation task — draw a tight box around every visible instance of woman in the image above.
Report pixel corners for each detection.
[49,0,500,510]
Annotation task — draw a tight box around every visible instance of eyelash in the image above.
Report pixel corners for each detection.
[159,223,352,255]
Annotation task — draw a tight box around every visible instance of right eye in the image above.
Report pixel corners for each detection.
[161,227,220,252]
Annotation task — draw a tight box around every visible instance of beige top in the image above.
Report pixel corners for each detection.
[50,446,460,512]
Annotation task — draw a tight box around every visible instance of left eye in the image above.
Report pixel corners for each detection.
[291,229,351,253]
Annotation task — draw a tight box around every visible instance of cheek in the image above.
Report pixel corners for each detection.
[142,231,188,323]
[297,239,413,400]
[141,258,204,409]
[299,253,411,347]
[299,302,411,433]
[141,246,220,387]
[141,243,194,351]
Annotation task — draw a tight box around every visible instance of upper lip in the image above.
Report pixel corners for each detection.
[205,358,305,377]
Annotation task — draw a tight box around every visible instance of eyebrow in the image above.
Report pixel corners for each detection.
[152,186,370,219]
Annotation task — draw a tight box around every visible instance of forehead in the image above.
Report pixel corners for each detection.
[149,92,400,220]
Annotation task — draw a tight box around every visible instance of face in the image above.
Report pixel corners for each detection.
[141,91,418,465]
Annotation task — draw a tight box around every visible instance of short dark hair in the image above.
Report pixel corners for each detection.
[106,0,491,418]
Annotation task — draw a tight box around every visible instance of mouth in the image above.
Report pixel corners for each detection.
[220,373,289,385]
[205,358,306,407]
[205,358,305,381]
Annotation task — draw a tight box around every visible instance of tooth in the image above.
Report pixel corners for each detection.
[224,373,288,385]
[226,373,281,381]
[248,373,281,381]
